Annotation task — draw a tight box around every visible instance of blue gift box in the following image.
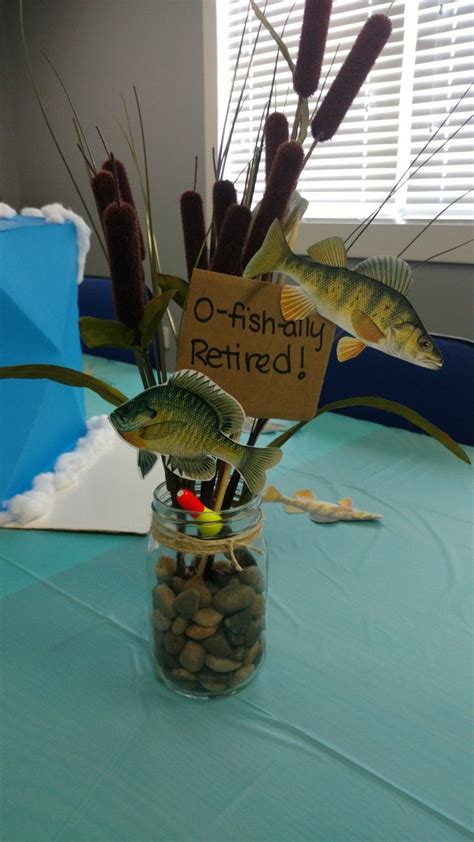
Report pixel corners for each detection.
[0,214,87,507]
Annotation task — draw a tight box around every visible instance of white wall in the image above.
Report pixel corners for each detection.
[1,0,207,280]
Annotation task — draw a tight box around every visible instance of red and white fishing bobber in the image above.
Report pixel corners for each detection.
[176,489,223,537]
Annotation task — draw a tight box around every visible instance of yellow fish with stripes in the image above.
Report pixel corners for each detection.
[244,220,443,370]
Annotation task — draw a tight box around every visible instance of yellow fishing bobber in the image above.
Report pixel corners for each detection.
[176,489,223,538]
[195,509,223,538]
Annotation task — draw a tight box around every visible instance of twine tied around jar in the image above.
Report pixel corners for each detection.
[150,510,264,573]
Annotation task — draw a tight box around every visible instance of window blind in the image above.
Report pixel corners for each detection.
[218,0,474,224]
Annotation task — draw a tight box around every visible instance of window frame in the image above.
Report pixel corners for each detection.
[203,0,473,264]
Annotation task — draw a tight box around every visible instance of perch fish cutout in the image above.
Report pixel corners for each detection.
[244,220,443,370]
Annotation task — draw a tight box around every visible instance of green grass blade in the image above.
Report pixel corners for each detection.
[0,364,128,407]
[41,49,96,171]
[79,317,138,351]
[270,396,471,464]
[250,0,295,73]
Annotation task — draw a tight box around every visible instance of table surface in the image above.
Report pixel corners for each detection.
[1,356,473,842]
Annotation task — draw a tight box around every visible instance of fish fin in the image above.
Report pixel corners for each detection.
[307,237,347,268]
[243,219,292,278]
[262,484,281,503]
[294,489,316,500]
[351,309,385,343]
[138,450,158,478]
[234,444,282,495]
[166,453,217,481]
[280,285,315,321]
[338,497,353,508]
[168,369,244,436]
[283,504,305,514]
[337,337,367,362]
[355,256,413,296]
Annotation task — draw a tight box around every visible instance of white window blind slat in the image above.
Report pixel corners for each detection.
[219,0,473,225]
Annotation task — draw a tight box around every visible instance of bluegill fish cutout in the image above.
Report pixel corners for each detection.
[109,369,282,494]
[244,220,443,370]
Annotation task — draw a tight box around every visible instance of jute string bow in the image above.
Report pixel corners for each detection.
[150,510,264,573]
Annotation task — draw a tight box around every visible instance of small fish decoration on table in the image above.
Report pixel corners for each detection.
[244,220,443,370]
[262,485,382,523]
[109,369,281,494]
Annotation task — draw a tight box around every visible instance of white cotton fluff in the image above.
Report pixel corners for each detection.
[0,203,17,218]
[0,416,115,526]
[20,207,45,218]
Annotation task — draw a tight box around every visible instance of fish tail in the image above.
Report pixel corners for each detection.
[232,443,282,495]
[262,484,281,503]
[243,220,292,279]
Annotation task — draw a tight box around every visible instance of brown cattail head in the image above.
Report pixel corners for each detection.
[103,201,146,328]
[210,204,252,276]
[102,157,146,259]
[212,180,237,240]
[265,112,289,181]
[311,14,392,141]
[180,190,209,279]
[91,169,117,220]
[242,141,304,267]
[293,0,332,98]
[102,157,135,206]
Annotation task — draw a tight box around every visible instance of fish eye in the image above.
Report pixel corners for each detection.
[146,406,157,419]
[418,336,433,352]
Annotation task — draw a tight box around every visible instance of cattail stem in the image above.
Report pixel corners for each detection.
[96,125,110,157]
[302,136,319,168]
[134,349,155,389]
[110,154,122,207]
[291,98,303,141]
[77,143,95,175]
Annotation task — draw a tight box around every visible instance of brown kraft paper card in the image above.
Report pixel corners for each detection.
[176,269,336,421]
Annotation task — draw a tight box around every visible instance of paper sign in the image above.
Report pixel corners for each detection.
[176,269,335,421]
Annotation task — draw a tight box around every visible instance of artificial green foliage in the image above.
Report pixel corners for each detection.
[140,291,176,349]
[270,396,471,464]
[79,317,138,351]
[0,365,128,407]
[250,0,295,72]
[156,273,189,309]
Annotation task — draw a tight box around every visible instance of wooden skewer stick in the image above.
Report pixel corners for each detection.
[197,462,232,578]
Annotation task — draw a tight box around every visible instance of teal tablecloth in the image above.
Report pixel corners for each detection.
[1,356,473,841]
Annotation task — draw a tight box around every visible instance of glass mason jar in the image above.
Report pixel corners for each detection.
[147,482,267,698]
